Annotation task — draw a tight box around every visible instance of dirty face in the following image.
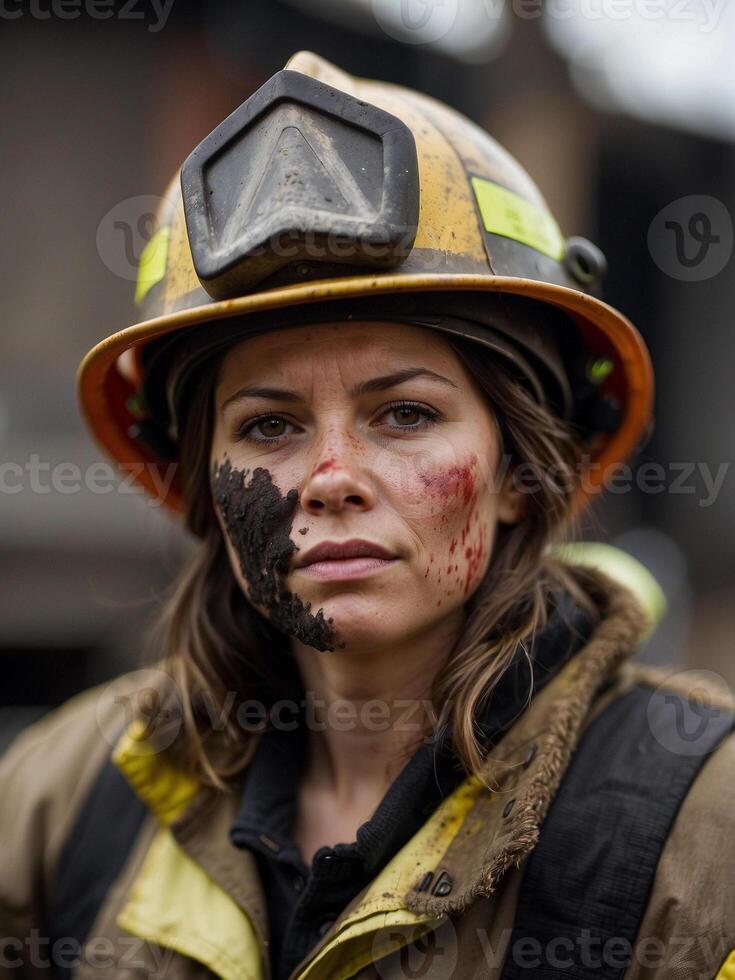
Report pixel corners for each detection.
[209,321,523,653]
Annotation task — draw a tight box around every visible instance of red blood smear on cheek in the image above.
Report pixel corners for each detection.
[419,458,485,601]
[463,521,487,595]
[460,506,475,546]
[420,455,478,506]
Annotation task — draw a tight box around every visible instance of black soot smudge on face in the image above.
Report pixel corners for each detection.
[211,457,340,652]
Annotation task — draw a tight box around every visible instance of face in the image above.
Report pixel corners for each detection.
[209,321,523,654]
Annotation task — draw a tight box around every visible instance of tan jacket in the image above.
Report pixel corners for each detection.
[2,568,734,980]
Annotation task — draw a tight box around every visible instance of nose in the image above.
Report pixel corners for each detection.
[300,438,377,515]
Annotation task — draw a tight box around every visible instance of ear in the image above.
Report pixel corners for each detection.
[496,474,527,525]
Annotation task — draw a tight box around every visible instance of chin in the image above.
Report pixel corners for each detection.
[245,583,394,650]
[313,590,454,654]
[309,590,404,650]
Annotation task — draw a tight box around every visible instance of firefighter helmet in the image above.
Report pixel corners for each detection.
[77,50,653,524]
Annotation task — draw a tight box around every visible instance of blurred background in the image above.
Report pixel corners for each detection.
[2,0,733,749]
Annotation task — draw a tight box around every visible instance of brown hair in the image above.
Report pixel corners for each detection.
[146,327,599,790]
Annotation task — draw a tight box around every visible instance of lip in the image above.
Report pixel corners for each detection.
[294,537,399,583]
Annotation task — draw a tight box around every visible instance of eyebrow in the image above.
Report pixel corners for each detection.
[220,385,303,412]
[219,367,459,413]
[353,368,458,397]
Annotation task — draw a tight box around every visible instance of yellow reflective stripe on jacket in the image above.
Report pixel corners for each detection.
[263,774,482,980]
[117,826,264,980]
[113,718,199,826]
[113,732,484,980]
[294,911,443,980]
[717,950,735,979]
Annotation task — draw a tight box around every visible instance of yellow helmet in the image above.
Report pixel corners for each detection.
[77,51,653,521]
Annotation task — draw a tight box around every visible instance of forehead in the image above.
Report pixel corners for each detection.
[215,320,462,390]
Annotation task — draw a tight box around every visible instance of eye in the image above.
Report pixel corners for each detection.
[390,405,423,425]
[377,400,441,432]
[234,414,298,444]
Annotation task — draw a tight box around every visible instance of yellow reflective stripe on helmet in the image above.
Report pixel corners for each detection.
[113,718,200,826]
[716,951,735,978]
[135,226,170,305]
[552,541,667,636]
[295,774,483,980]
[470,176,565,261]
[117,826,264,980]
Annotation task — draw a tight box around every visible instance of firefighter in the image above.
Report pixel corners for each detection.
[1,51,734,980]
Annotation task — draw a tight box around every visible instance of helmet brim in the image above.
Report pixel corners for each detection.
[77,271,653,520]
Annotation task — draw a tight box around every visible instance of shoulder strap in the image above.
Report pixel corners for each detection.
[50,751,148,976]
[501,681,733,979]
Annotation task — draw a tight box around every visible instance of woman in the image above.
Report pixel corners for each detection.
[2,51,734,980]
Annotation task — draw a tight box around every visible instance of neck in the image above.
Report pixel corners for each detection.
[289,609,464,806]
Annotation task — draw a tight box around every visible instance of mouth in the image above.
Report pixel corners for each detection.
[293,538,399,581]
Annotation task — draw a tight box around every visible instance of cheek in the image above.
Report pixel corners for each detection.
[220,530,252,597]
[397,451,496,607]
[210,456,339,653]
